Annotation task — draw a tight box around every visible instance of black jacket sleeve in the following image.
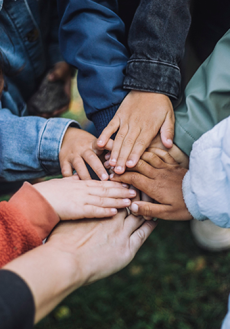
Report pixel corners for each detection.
[0,270,35,329]
[123,0,191,99]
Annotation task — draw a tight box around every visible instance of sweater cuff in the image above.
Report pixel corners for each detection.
[123,59,181,99]
[91,104,120,135]
[182,171,208,221]
[9,182,60,240]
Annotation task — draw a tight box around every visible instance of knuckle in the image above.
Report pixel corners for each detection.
[137,229,146,242]
[142,204,152,217]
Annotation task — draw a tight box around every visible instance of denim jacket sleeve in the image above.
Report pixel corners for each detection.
[124,0,191,99]
[0,101,79,182]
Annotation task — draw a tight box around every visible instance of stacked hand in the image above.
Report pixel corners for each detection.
[110,148,192,221]
[97,91,175,174]
[34,175,136,220]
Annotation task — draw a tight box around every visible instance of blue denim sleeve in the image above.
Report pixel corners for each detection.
[57,0,129,133]
[0,104,79,182]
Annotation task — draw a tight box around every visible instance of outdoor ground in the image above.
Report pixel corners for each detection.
[3,79,230,329]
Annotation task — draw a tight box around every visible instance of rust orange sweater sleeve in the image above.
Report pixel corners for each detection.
[0,182,60,267]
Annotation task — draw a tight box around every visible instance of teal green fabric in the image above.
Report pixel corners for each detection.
[174,29,230,155]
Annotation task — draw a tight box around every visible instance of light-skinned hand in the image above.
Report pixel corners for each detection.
[34,175,136,220]
[110,148,192,221]
[59,128,113,180]
[97,91,175,174]
[4,207,157,323]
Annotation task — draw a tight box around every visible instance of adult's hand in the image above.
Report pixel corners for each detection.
[97,91,174,174]
[4,208,157,323]
[111,148,192,220]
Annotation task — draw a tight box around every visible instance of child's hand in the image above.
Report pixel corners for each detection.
[33,175,137,220]
[97,91,175,174]
[59,128,112,180]
[110,148,192,221]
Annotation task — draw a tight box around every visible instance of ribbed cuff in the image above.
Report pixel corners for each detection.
[123,59,181,99]
[182,171,207,221]
[0,270,35,329]
[9,182,60,240]
[91,104,120,135]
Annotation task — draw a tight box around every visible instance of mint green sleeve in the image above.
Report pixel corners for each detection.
[174,29,230,155]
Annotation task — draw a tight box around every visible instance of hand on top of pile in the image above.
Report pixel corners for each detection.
[97,91,175,175]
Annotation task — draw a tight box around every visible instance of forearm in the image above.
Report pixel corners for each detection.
[3,244,83,324]
[58,0,129,132]
[182,117,230,227]
[124,0,191,98]
[174,29,230,155]
[0,107,79,181]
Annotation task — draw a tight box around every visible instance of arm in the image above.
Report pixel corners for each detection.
[174,29,230,155]
[2,209,157,325]
[97,0,191,173]
[0,102,79,182]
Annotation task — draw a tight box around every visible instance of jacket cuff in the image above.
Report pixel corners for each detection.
[0,270,35,329]
[174,118,196,156]
[182,171,208,221]
[38,118,80,174]
[9,182,60,240]
[91,104,120,135]
[123,60,181,99]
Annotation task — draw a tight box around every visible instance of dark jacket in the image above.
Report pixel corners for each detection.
[58,0,191,133]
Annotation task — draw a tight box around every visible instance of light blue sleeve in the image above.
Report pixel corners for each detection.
[0,102,79,182]
[182,116,230,228]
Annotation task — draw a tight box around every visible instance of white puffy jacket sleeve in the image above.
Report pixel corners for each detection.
[182,116,230,228]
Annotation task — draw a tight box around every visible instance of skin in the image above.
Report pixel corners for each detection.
[59,128,113,180]
[97,91,175,175]
[110,148,192,221]
[4,208,157,323]
[33,175,137,219]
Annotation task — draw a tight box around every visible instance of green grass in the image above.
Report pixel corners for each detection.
[35,220,230,329]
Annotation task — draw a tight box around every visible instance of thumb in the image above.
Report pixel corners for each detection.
[160,113,174,149]
[130,201,171,219]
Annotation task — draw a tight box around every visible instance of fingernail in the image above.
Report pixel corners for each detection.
[98,140,104,146]
[105,153,110,160]
[126,160,134,166]
[111,208,117,214]
[110,159,116,164]
[110,173,114,179]
[131,203,138,212]
[104,161,110,167]
[124,199,131,205]
[129,190,136,196]
[101,173,108,180]
[122,184,128,188]
[115,166,123,172]
[167,139,173,146]
[144,216,152,220]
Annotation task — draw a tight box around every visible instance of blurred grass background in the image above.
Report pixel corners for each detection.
[2,78,229,329]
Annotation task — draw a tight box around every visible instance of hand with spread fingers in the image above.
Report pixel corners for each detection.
[97,91,175,175]
[59,128,113,180]
[110,148,192,221]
